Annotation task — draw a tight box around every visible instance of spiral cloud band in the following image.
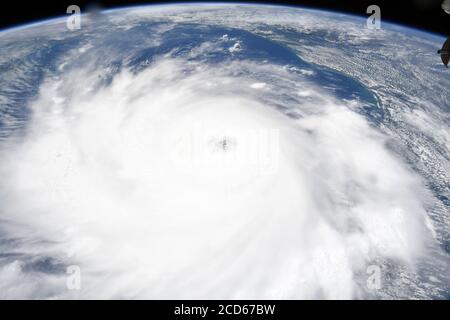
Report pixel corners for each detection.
[0,4,448,299]
[0,57,433,299]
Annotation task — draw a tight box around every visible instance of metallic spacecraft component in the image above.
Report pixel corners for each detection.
[442,0,450,14]
[438,37,450,67]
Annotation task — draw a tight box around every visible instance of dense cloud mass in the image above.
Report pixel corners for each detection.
[0,5,448,299]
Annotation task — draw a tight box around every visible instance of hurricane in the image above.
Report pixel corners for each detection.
[0,4,449,299]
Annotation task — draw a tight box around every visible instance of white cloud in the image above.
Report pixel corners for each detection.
[250,82,267,89]
[228,42,241,53]
[0,57,433,299]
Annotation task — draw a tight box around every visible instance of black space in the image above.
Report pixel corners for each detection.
[0,0,449,36]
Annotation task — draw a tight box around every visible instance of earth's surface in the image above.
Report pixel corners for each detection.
[0,4,449,299]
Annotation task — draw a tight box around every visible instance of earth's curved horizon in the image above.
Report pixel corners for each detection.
[2,3,448,40]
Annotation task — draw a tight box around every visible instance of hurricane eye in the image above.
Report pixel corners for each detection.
[218,136,233,151]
